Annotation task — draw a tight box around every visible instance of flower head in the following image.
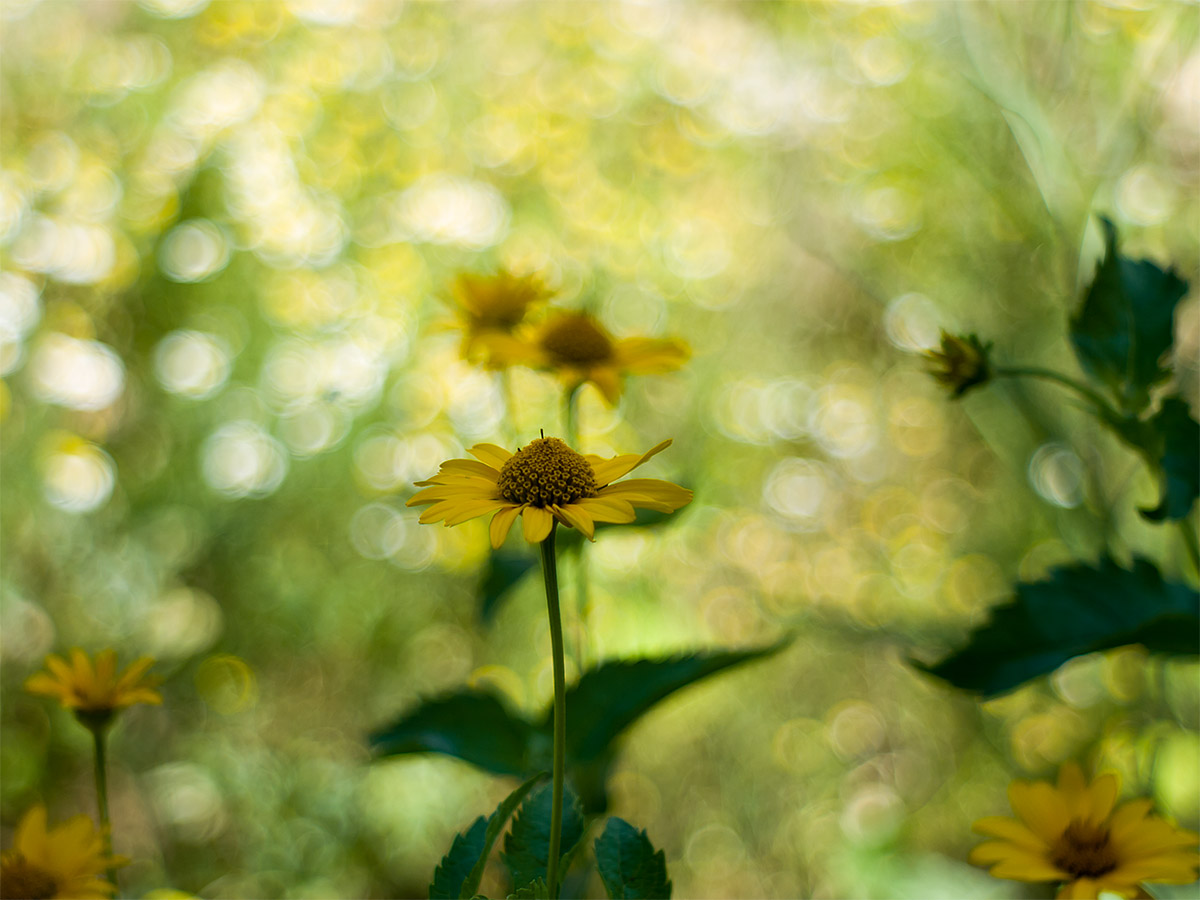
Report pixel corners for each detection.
[449,270,554,368]
[924,331,991,397]
[970,762,1200,899]
[0,805,126,899]
[495,311,689,405]
[26,649,162,723]
[407,436,692,546]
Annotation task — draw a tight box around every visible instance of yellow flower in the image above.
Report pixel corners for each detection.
[0,805,126,899]
[26,649,162,716]
[407,435,692,546]
[495,311,689,405]
[970,762,1200,899]
[450,270,554,368]
[923,330,991,397]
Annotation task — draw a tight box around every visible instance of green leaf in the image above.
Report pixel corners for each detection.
[370,691,534,776]
[502,783,585,892]
[1139,396,1200,522]
[1069,217,1188,413]
[595,818,672,900]
[479,549,539,623]
[506,879,550,899]
[545,640,791,763]
[459,773,547,899]
[922,556,1199,697]
[430,816,488,900]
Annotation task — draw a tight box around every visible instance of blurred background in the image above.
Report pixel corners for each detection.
[1,0,1197,897]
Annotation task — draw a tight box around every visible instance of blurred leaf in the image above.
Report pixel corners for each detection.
[370,691,534,776]
[1069,217,1187,414]
[460,773,547,900]
[480,549,539,623]
[430,816,488,900]
[1138,396,1200,522]
[922,556,1199,697]
[502,783,585,892]
[595,818,672,900]
[506,879,550,899]
[544,639,791,763]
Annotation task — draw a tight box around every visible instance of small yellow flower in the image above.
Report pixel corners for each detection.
[450,270,554,368]
[924,331,991,397]
[493,311,689,405]
[0,805,126,899]
[407,436,692,546]
[26,649,162,716]
[970,762,1200,899]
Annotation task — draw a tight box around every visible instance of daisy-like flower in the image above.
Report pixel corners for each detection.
[449,270,554,368]
[923,330,992,398]
[0,805,126,899]
[496,311,689,405]
[26,649,162,720]
[407,435,692,546]
[970,762,1200,899]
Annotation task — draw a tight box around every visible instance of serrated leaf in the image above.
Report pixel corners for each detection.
[458,773,547,899]
[431,816,489,900]
[1139,396,1200,522]
[506,878,550,899]
[595,818,672,900]
[502,783,585,892]
[1069,217,1188,413]
[922,556,1199,697]
[370,690,534,775]
[544,640,791,763]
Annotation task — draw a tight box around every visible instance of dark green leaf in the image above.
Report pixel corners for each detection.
[459,773,547,899]
[595,818,672,900]
[922,556,1199,697]
[1069,217,1188,413]
[544,640,791,763]
[1139,397,1200,522]
[430,816,488,900]
[502,783,585,891]
[506,879,550,899]
[370,691,534,776]
[480,549,539,623]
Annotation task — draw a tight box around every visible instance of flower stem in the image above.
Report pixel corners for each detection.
[993,365,1119,418]
[539,525,566,899]
[89,723,120,892]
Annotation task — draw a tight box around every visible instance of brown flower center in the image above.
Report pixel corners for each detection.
[539,314,614,366]
[0,854,59,900]
[497,437,597,507]
[1051,820,1119,879]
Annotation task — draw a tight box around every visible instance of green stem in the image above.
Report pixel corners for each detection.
[539,526,567,899]
[90,723,120,893]
[993,365,1119,418]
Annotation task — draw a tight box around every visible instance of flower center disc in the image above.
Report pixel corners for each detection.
[0,856,59,900]
[539,315,614,365]
[497,437,597,507]
[1051,821,1118,879]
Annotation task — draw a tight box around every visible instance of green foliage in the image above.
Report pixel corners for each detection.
[594,818,672,900]
[502,783,585,892]
[430,773,546,900]
[1138,397,1200,522]
[506,879,551,899]
[1069,217,1188,415]
[370,643,787,812]
[923,556,1200,697]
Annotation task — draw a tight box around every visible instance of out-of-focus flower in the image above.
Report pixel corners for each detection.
[26,649,162,721]
[495,311,689,405]
[924,330,991,397]
[0,805,126,899]
[970,762,1200,899]
[449,270,554,368]
[407,435,692,546]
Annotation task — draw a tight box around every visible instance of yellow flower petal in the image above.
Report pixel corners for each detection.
[521,506,554,543]
[1084,772,1120,825]
[467,444,513,470]
[489,505,523,549]
[612,336,690,374]
[1058,762,1089,820]
[443,498,513,526]
[586,366,623,406]
[1055,877,1101,899]
[972,816,1048,851]
[588,440,673,487]
[553,503,595,540]
[1009,779,1070,844]
[439,459,504,480]
[576,496,637,524]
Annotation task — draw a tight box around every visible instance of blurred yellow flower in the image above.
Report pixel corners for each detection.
[494,311,689,405]
[407,435,692,546]
[970,762,1200,899]
[924,330,991,397]
[0,805,126,899]
[26,649,162,717]
[450,270,554,368]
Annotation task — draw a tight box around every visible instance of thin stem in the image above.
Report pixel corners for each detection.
[993,365,1119,418]
[90,724,120,892]
[539,526,567,899]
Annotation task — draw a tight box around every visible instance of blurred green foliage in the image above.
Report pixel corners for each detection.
[1,1,1198,898]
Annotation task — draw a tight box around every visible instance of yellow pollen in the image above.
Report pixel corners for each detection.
[0,855,58,900]
[1051,820,1118,879]
[497,437,597,507]
[540,315,614,366]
